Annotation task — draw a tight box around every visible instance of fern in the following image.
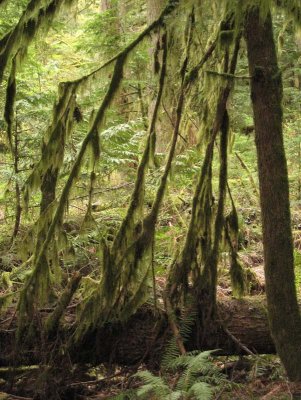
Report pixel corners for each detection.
[136,371,170,399]
[187,382,214,400]
[110,390,137,400]
[129,350,229,400]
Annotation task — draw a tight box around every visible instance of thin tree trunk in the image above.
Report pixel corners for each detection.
[10,120,21,244]
[100,0,110,12]
[40,167,58,214]
[37,167,59,293]
[245,7,301,381]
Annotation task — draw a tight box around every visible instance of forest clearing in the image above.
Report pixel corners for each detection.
[1,0,301,398]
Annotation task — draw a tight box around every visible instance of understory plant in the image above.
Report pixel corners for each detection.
[113,350,229,400]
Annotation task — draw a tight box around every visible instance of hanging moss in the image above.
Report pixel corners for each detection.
[74,33,169,338]
[230,255,246,298]
[17,56,125,325]
[201,109,229,303]
[225,186,246,298]
[17,0,182,332]
[4,54,16,150]
[0,0,77,83]
[23,0,180,212]
[80,170,98,233]
[167,31,241,311]
[75,10,198,338]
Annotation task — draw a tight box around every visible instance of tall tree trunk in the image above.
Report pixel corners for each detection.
[245,7,301,381]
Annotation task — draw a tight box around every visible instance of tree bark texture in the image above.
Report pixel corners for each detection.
[244,7,301,381]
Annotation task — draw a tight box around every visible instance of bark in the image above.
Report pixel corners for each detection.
[100,0,110,12]
[45,272,82,337]
[244,7,301,381]
[146,0,163,25]
[10,120,22,243]
[0,296,275,368]
[40,167,58,214]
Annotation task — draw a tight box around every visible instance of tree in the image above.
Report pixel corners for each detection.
[1,0,301,391]
[244,4,301,381]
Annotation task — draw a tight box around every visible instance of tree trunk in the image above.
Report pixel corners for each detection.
[40,167,58,214]
[146,0,163,24]
[0,296,276,368]
[100,0,110,12]
[244,7,301,381]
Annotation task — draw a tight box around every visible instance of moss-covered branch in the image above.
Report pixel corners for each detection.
[0,0,76,83]
[167,34,241,306]
[17,0,181,324]
[4,54,16,150]
[45,272,82,337]
[18,54,126,319]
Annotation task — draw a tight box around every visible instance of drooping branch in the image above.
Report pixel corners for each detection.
[73,10,200,339]
[115,9,196,309]
[111,32,168,260]
[0,0,77,83]
[167,34,241,307]
[17,54,127,321]
[74,32,169,338]
[17,0,181,323]
[4,54,16,150]
[200,108,229,311]
[63,0,180,91]
[224,190,246,299]
[22,0,181,212]
[23,83,77,211]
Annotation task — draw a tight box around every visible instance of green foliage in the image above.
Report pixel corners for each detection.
[121,350,228,400]
[294,249,301,290]
[0,1,300,378]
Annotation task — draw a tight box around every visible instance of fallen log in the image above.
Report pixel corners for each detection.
[0,295,274,367]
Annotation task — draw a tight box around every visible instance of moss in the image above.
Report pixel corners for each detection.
[16,0,229,339]
[0,0,77,83]
[4,56,16,150]
[75,9,196,337]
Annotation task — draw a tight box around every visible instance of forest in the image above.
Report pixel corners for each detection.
[0,0,301,398]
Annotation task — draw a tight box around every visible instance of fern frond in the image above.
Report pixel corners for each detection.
[135,371,170,399]
[187,381,214,400]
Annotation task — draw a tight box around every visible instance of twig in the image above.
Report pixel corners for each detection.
[223,325,255,356]
[235,152,259,197]
[69,370,126,387]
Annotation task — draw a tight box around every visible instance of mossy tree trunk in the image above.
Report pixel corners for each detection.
[245,6,301,381]
[10,120,22,243]
[40,167,58,215]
